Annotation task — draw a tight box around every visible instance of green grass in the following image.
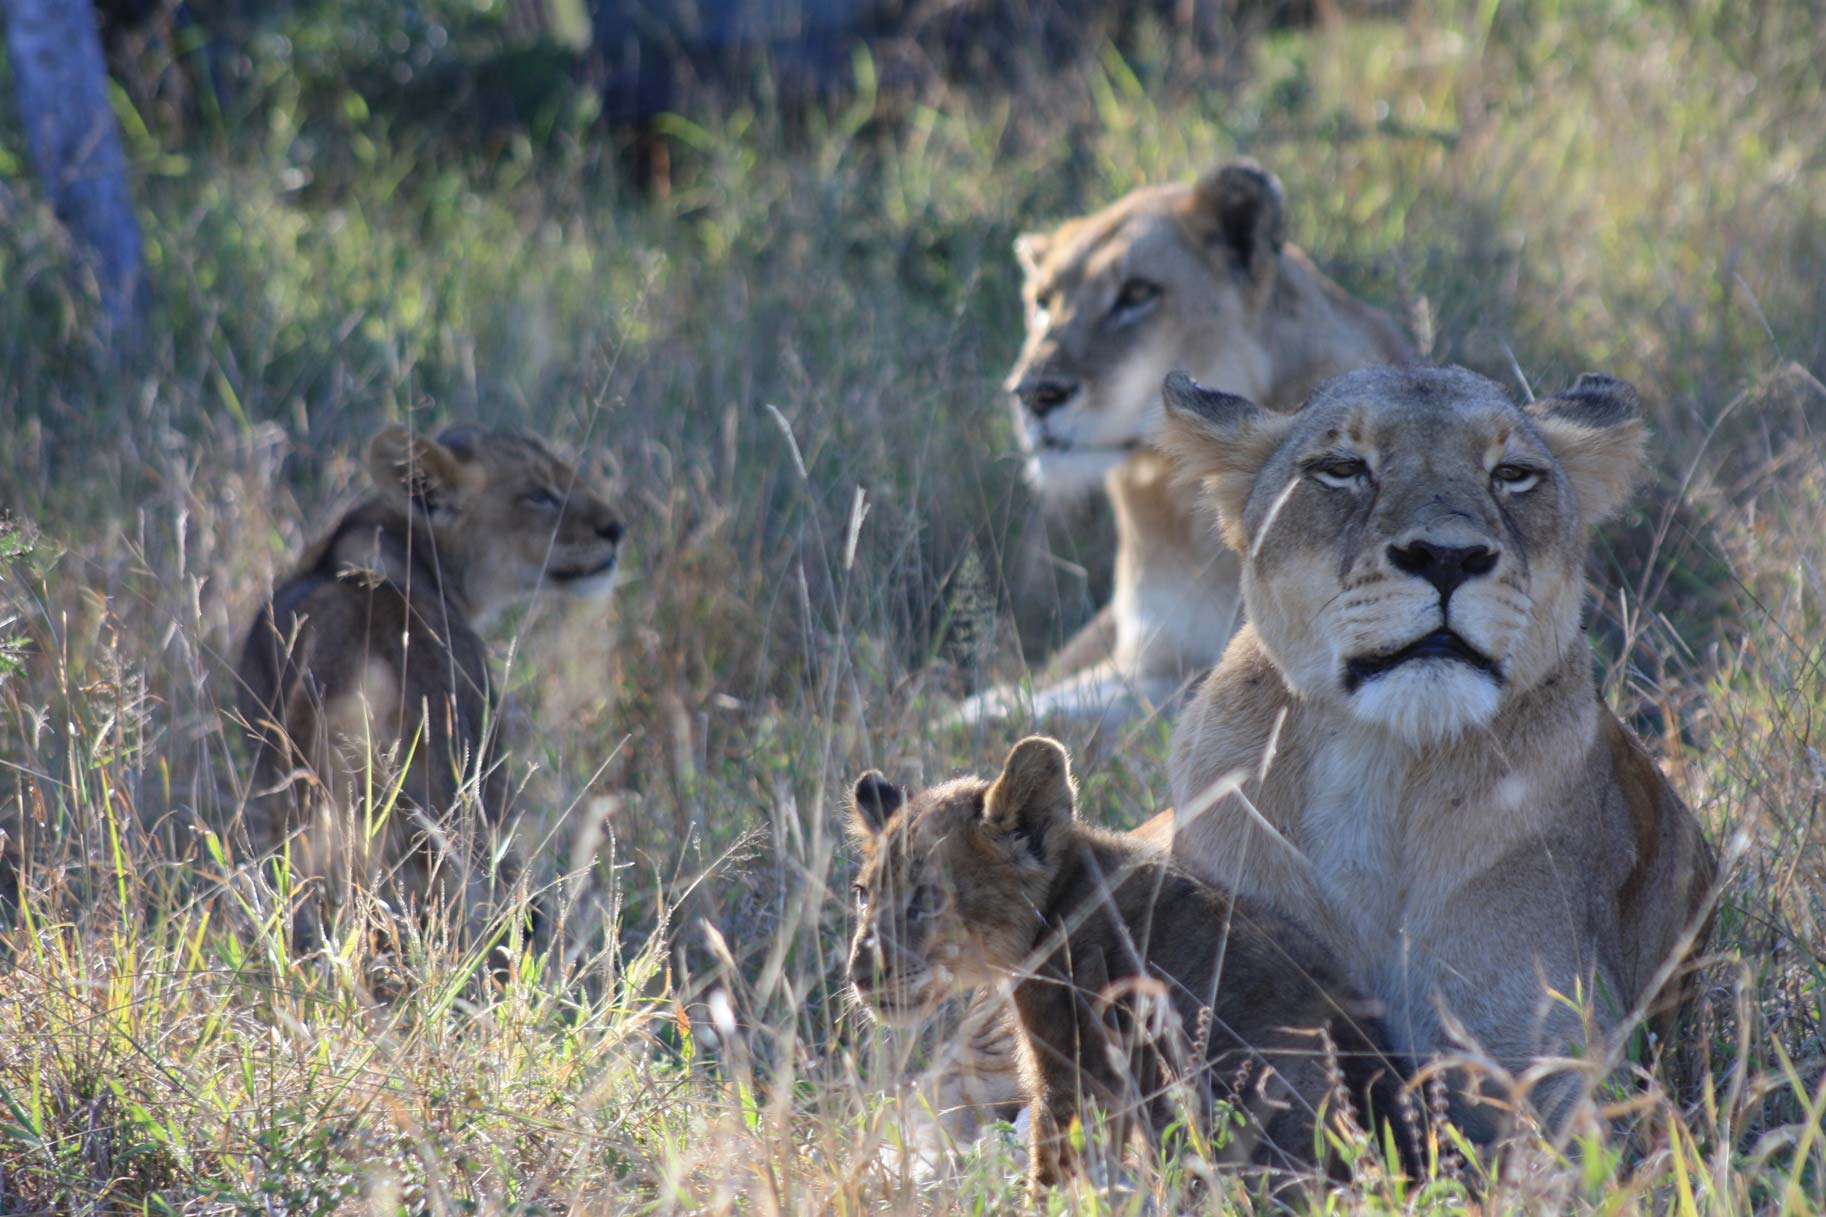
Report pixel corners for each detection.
[2,0,1824,1210]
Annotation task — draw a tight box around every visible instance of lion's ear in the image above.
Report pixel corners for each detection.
[367,425,477,521]
[434,424,489,463]
[1013,231,1051,279]
[983,736,1075,865]
[848,771,904,840]
[1159,372,1288,551]
[1527,374,1646,526]
[1184,159,1286,283]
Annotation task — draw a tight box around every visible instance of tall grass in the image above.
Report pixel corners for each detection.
[2,0,1823,1210]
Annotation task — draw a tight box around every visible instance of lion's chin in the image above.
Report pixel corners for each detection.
[1026,446,1133,502]
[857,990,937,1027]
[1346,660,1504,745]
[546,556,618,600]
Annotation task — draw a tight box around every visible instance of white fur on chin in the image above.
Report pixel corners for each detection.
[555,567,618,601]
[1026,448,1129,501]
[1348,660,1503,745]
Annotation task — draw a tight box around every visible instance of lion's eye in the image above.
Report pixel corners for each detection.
[851,884,869,911]
[522,487,562,511]
[1308,457,1370,489]
[1491,464,1541,493]
[1110,278,1162,322]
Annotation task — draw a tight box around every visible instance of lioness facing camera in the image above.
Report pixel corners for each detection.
[958,160,1414,727]
[1158,365,1716,1138]
[237,424,623,912]
[846,738,1414,1189]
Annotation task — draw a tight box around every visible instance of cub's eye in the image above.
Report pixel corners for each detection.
[850,884,869,911]
[1491,464,1541,493]
[1032,288,1056,315]
[1308,457,1370,489]
[1110,278,1162,321]
[522,487,562,511]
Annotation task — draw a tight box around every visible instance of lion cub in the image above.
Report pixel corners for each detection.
[846,737,1410,1188]
[237,424,623,913]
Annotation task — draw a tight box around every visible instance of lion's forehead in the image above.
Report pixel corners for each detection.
[1044,184,1197,288]
[484,449,572,485]
[1293,372,1550,464]
[1306,365,1515,419]
[860,781,986,889]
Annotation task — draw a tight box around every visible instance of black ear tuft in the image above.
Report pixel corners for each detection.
[1189,160,1287,280]
[1162,371,1260,429]
[1525,372,1647,526]
[436,425,486,462]
[1545,374,1641,429]
[850,771,904,835]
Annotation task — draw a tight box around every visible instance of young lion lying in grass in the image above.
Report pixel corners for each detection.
[845,737,1415,1190]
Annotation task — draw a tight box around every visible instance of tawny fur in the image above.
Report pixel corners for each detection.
[236,424,622,911]
[959,161,1414,728]
[845,739,1413,1190]
[1155,365,1716,1140]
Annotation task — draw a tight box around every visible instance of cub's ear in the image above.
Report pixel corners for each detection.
[434,424,489,462]
[1183,159,1287,284]
[983,736,1075,865]
[1526,374,1646,526]
[1158,372,1289,552]
[1013,231,1052,279]
[848,771,904,840]
[367,425,477,520]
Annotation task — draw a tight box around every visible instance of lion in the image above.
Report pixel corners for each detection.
[1151,365,1717,1140]
[846,737,1416,1190]
[236,423,623,915]
[957,159,1414,727]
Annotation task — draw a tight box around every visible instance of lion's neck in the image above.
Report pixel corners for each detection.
[1173,632,1603,895]
[1297,652,1601,862]
[308,501,478,625]
[1103,451,1241,680]
[1260,247,1417,404]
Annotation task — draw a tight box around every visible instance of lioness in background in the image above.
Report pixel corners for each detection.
[237,424,623,915]
[958,160,1414,727]
[1158,365,1716,1139]
[846,738,1414,1189]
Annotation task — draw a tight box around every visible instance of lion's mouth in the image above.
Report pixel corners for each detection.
[1343,629,1502,692]
[547,555,617,584]
[1036,435,1146,455]
[855,983,931,1023]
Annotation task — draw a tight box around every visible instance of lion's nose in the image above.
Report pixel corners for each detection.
[1387,539,1498,600]
[849,939,880,990]
[596,518,624,545]
[1014,376,1079,419]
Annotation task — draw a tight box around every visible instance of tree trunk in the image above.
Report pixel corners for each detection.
[3,0,146,346]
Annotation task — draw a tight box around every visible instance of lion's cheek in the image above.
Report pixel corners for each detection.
[1246,562,1345,697]
[1472,567,1582,692]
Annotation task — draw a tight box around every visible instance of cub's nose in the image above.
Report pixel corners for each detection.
[596,517,624,545]
[1013,376,1079,419]
[1387,538,1499,600]
[849,939,879,992]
